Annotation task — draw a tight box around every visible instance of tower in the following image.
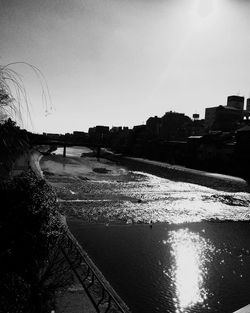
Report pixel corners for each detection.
[227,95,244,110]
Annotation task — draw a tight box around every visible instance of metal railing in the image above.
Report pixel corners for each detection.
[60,228,131,313]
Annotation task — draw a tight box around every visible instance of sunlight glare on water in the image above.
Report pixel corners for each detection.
[43,149,250,224]
[43,148,250,312]
[167,229,214,312]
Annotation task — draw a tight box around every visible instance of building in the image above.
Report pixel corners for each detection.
[236,125,250,145]
[73,131,87,137]
[235,125,250,176]
[227,95,244,110]
[191,119,205,136]
[193,113,200,121]
[95,125,109,134]
[205,95,246,132]
[205,105,243,131]
[133,125,147,132]
[110,126,123,133]
[43,132,61,139]
[88,125,110,143]
[246,98,250,112]
[146,116,161,136]
[88,125,109,136]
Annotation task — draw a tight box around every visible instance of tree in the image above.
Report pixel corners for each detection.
[0,62,52,127]
[0,62,52,177]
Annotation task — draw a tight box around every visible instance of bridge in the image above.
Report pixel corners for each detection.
[29,133,110,158]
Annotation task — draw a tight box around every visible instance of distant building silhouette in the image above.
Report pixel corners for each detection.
[71,131,87,140]
[191,118,205,136]
[205,105,243,131]
[227,95,244,110]
[110,126,123,133]
[73,131,86,137]
[88,125,110,143]
[42,132,61,139]
[146,116,161,136]
[204,95,249,132]
[246,98,250,112]
[133,125,147,133]
[88,125,109,136]
[193,113,200,121]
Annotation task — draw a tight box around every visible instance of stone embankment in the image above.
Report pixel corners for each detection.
[29,149,44,178]
[104,152,249,192]
[12,147,45,178]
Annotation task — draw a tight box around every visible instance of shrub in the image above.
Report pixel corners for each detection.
[0,170,70,313]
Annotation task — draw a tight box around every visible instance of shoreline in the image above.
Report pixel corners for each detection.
[104,152,250,192]
[36,147,131,312]
[39,147,250,313]
[41,150,250,226]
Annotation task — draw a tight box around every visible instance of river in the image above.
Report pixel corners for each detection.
[41,146,250,313]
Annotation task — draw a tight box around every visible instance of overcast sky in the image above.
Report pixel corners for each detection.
[1,0,250,133]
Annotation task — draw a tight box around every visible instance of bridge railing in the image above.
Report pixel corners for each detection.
[60,227,131,313]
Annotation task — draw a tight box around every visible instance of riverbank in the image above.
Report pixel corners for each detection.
[40,147,250,313]
[40,149,132,312]
[41,151,250,225]
[26,149,100,313]
[12,146,49,178]
[104,152,249,192]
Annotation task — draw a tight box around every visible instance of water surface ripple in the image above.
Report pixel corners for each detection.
[52,170,250,224]
[41,148,250,313]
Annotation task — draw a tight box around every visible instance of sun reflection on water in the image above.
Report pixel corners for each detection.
[167,229,214,312]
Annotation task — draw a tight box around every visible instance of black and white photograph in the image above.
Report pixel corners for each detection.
[1,0,250,312]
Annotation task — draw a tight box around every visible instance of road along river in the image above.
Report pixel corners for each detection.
[41,147,250,313]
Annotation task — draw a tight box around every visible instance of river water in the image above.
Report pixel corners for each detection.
[41,147,250,313]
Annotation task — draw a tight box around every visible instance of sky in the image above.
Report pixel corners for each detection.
[1,0,250,133]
